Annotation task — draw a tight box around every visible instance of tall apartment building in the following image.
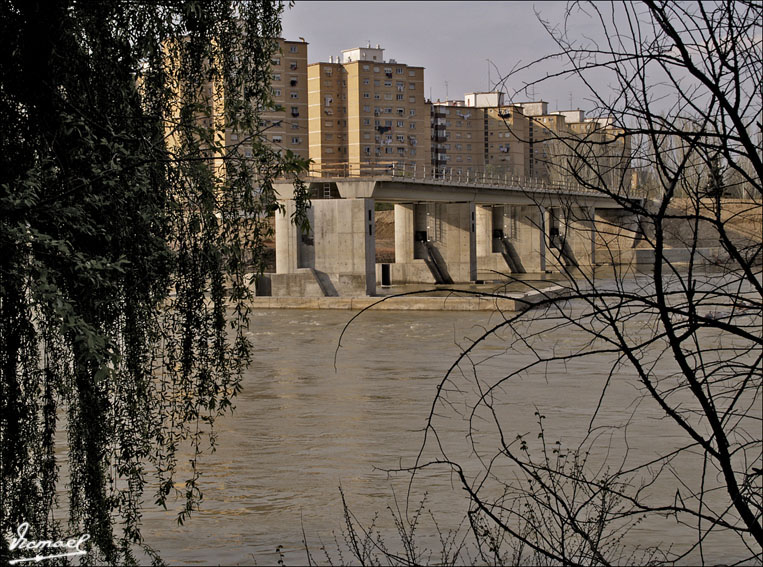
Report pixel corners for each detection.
[232,38,309,161]
[308,44,431,175]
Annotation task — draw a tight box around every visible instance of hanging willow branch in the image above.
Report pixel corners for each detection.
[0,1,308,563]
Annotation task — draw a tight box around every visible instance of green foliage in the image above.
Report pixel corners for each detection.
[0,1,307,563]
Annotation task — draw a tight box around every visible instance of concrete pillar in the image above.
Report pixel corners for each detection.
[514,205,546,273]
[394,204,415,263]
[564,205,596,267]
[475,205,493,257]
[275,200,301,273]
[438,202,477,282]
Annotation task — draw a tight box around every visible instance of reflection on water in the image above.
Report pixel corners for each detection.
[139,293,757,565]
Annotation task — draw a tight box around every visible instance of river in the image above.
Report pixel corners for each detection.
[134,283,759,565]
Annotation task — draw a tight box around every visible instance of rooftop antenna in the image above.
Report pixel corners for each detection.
[569,91,573,108]
[445,80,449,101]
[486,59,490,91]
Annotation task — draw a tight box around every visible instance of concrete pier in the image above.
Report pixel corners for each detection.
[273,198,375,296]
[389,202,476,284]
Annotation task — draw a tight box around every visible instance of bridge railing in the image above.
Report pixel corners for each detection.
[302,161,645,199]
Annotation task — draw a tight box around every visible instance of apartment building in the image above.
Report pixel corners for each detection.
[431,102,483,173]
[230,38,309,161]
[431,92,529,178]
[308,44,431,175]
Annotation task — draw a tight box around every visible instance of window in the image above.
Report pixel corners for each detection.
[290,78,298,86]
[398,147,405,154]
[273,73,281,81]
[384,107,392,113]
[271,58,280,65]
[363,132,370,139]
[409,109,415,116]
[384,80,392,87]
[466,144,471,150]
[384,93,393,100]
[325,148,333,153]
[291,123,300,129]
[292,136,301,144]
[289,46,298,53]
[385,147,393,154]
[397,135,405,142]
[373,66,380,72]
[272,135,282,143]
[362,118,371,126]
[325,134,333,140]
[374,93,381,100]
[396,68,403,74]
[409,122,416,129]
[409,83,415,90]
[363,92,370,98]
[324,96,333,106]
[290,92,298,99]
[362,64,370,70]
[409,70,415,76]
[363,78,369,85]
[397,108,404,116]
[364,146,371,155]
[374,79,380,87]
[397,120,404,127]
[230,133,238,141]
[396,94,404,100]
[384,120,392,126]
[324,120,333,127]
[289,62,298,70]
[363,105,371,112]
[273,89,281,96]
[324,68,332,76]
[408,96,415,103]
[291,107,299,117]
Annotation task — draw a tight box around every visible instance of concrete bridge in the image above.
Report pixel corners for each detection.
[266,173,641,297]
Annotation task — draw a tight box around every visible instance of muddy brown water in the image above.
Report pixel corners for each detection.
[134,284,759,565]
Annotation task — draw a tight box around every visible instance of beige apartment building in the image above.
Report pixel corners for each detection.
[227,38,309,162]
[164,38,310,181]
[308,44,431,175]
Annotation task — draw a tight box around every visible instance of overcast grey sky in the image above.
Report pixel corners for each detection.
[281,1,607,111]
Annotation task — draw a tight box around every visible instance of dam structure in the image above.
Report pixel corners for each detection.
[265,167,640,298]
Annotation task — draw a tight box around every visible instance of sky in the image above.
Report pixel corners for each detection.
[281,1,608,112]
